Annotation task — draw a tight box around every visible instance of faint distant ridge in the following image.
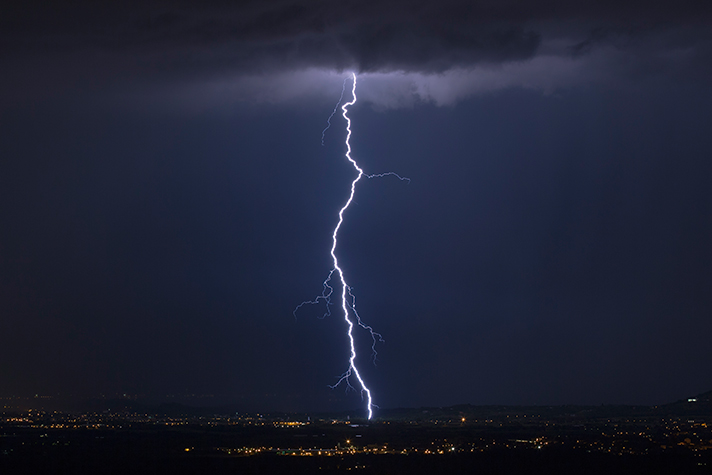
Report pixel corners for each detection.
[74,398,243,417]
[7,390,712,420]
[375,390,712,422]
[657,389,712,417]
[669,388,712,404]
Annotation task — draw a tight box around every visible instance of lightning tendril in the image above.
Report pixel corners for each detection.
[321,77,348,146]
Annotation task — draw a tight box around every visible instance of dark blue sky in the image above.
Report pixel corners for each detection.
[1,1,711,415]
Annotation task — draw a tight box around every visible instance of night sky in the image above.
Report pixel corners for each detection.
[1,1,711,415]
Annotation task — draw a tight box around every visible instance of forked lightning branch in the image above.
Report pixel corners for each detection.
[295,73,408,419]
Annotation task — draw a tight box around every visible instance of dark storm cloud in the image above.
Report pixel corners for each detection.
[1,1,539,74]
[1,0,711,111]
[3,0,710,75]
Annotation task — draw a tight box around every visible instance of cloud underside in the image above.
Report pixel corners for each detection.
[1,0,711,107]
[3,3,546,73]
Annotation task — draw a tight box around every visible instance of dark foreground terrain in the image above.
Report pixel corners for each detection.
[2,392,712,474]
[3,444,711,475]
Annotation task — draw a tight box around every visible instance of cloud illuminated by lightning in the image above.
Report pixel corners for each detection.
[295,73,408,419]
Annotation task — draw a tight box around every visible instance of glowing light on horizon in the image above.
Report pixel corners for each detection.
[295,73,408,419]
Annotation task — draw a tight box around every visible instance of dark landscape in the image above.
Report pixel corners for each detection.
[2,391,712,474]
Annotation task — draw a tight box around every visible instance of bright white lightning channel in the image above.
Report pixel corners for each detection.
[295,73,408,419]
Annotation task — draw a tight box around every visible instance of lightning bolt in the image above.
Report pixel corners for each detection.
[295,73,408,419]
